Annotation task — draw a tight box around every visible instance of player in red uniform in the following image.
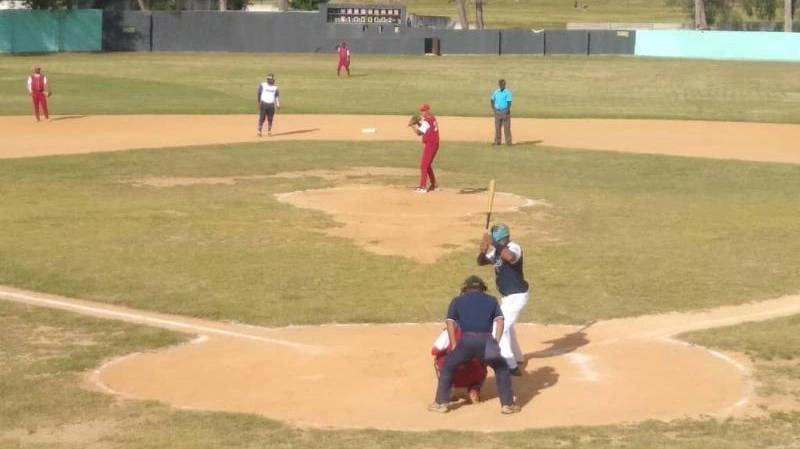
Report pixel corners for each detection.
[336,42,351,76]
[410,103,440,193]
[27,64,52,122]
[431,325,488,403]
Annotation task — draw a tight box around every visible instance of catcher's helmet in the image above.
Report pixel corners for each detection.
[461,275,488,293]
[490,223,510,242]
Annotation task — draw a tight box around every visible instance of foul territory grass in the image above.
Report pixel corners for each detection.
[2,53,800,123]
[1,141,799,326]
[2,300,800,449]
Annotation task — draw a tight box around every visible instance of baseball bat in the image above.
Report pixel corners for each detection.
[485,179,496,230]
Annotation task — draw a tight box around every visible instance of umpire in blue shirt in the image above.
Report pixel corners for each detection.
[428,275,522,414]
[490,79,513,146]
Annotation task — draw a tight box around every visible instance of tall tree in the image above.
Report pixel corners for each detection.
[136,0,149,10]
[676,0,795,27]
[786,0,794,31]
[279,0,289,11]
[219,0,227,10]
[289,0,327,10]
[455,0,469,29]
[475,0,485,29]
[695,0,708,28]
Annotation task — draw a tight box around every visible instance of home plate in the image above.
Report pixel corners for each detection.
[362,128,376,133]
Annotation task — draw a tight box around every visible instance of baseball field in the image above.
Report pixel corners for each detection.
[1,52,800,447]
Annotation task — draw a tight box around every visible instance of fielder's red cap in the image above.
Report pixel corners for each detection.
[419,103,431,112]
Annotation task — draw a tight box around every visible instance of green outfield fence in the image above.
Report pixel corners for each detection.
[0,9,101,53]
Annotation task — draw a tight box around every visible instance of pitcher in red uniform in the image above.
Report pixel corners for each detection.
[410,103,440,193]
[336,42,351,76]
[27,64,52,121]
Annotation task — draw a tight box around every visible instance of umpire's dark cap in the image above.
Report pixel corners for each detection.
[461,275,488,293]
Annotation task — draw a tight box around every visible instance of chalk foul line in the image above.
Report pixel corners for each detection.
[0,289,322,353]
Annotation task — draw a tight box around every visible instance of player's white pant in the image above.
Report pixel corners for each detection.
[493,291,529,370]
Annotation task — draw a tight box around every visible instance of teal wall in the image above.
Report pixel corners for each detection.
[635,30,800,62]
[0,10,101,53]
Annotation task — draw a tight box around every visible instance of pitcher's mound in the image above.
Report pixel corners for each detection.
[277,184,541,263]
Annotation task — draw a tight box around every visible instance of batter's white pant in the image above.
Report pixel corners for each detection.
[493,291,529,370]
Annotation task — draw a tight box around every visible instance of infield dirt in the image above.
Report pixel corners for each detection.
[3,115,800,164]
[2,114,800,431]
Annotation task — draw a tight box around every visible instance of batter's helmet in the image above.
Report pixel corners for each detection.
[490,223,510,242]
[461,275,488,293]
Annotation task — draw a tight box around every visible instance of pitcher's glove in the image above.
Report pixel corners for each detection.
[408,115,421,127]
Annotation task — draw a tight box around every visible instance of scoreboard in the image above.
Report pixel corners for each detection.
[325,4,405,25]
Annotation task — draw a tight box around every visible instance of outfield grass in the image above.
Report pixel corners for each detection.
[2,53,800,123]
[3,300,799,449]
[330,0,688,29]
[2,43,800,449]
[1,141,799,326]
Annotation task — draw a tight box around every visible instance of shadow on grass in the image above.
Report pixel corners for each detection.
[512,140,543,146]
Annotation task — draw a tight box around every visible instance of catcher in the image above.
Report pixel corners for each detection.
[27,64,52,122]
[408,103,440,193]
[431,323,487,404]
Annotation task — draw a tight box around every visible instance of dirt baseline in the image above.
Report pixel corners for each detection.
[3,115,800,164]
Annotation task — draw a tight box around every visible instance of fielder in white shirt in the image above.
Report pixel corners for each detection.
[257,74,280,136]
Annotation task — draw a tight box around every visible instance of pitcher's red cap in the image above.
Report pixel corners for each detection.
[419,103,430,112]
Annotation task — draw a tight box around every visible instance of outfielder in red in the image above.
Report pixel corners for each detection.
[336,42,351,76]
[411,103,439,193]
[432,325,488,403]
[27,64,52,121]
